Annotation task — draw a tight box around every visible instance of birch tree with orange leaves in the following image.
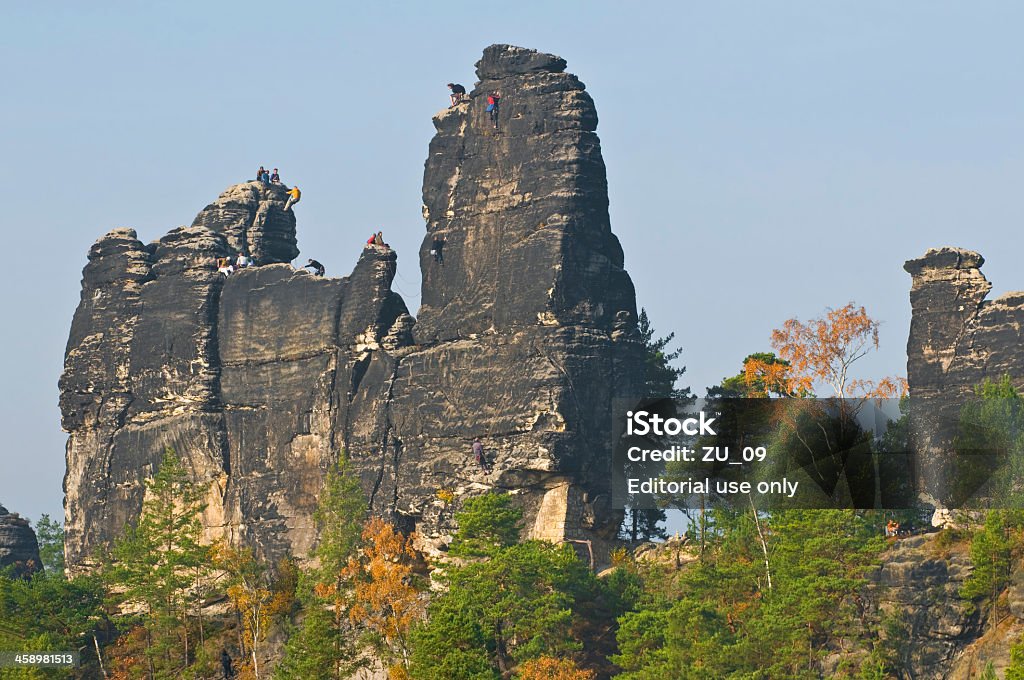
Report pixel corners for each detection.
[745,302,906,399]
[216,545,296,680]
[344,517,425,673]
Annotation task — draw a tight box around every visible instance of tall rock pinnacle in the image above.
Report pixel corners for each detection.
[904,247,1024,500]
[61,45,642,571]
[418,44,635,341]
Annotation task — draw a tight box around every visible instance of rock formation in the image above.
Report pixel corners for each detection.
[867,534,979,677]
[60,45,643,570]
[904,247,1024,402]
[0,503,42,577]
[904,247,1024,499]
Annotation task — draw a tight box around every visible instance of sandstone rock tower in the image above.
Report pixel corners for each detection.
[0,504,42,577]
[905,247,1024,498]
[60,45,643,570]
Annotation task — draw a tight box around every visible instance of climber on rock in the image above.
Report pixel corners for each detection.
[270,168,280,184]
[235,252,251,269]
[473,437,491,475]
[284,185,301,211]
[303,258,325,277]
[431,235,445,263]
[486,91,501,129]
[216,257,235,277]
[256,166,267,183]
[448,82,467,107]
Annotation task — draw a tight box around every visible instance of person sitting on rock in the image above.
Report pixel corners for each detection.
[448,83,467,107]
[284,185,301,211]
[486,91,501,129]
[430,235,445,263]
[235,253,251,269]
[303,258,325,276]
[216,257,234,277]
[472,437,491,475]
[373,231,385,247]
[270,168,280,184]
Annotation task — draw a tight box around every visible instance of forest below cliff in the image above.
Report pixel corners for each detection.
[7,307,1024,679]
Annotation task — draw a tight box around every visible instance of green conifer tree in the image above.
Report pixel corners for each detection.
[105,447,212,679]
[275,458,368,680]
[34,514,65,577]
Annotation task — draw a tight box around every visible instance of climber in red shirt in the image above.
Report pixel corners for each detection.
[486,91,501,129]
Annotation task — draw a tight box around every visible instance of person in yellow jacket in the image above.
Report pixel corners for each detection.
[284,185,301,211]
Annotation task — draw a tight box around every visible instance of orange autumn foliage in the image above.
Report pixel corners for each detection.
[215,544,295,680]
[742,357,795,398]
[343,517,425,662]
[746,302,907,399]
[517,656,596,680]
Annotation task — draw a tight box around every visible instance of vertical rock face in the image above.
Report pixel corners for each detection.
[405,44,642,548]
[417,44,633,341]
[61,45,642,570]
[0,504,42,577]
[904,247,1024,495]
[867,534,979,679]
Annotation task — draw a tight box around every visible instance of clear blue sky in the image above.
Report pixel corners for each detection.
[2,2,1023,524]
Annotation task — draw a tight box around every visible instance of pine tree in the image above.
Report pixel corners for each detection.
[961,510,1018,603]
[409,499,605,678]
[275,458,368,680]
[34,514,65,577]
[448,493,523,557]
[1006,634,1024,680]
[0,570,109,678]
[104,447,212,679]
[624,309,692,542]
[614,509,885,678]
[637,308,690,401]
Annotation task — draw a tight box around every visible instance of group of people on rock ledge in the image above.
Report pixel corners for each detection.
[215,254,324,278]
[216,252,254,276]
[447,83,501,129]
[255,166,301,211]
[365,230,391,251]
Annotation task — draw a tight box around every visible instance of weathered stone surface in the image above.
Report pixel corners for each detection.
[417,45,633,342]
[191,181,298,264]
[904,247,1024,497]
[900,249,1024,674]
[864,534,981,679]
[61,45,643,570]
[0,503,41,577]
